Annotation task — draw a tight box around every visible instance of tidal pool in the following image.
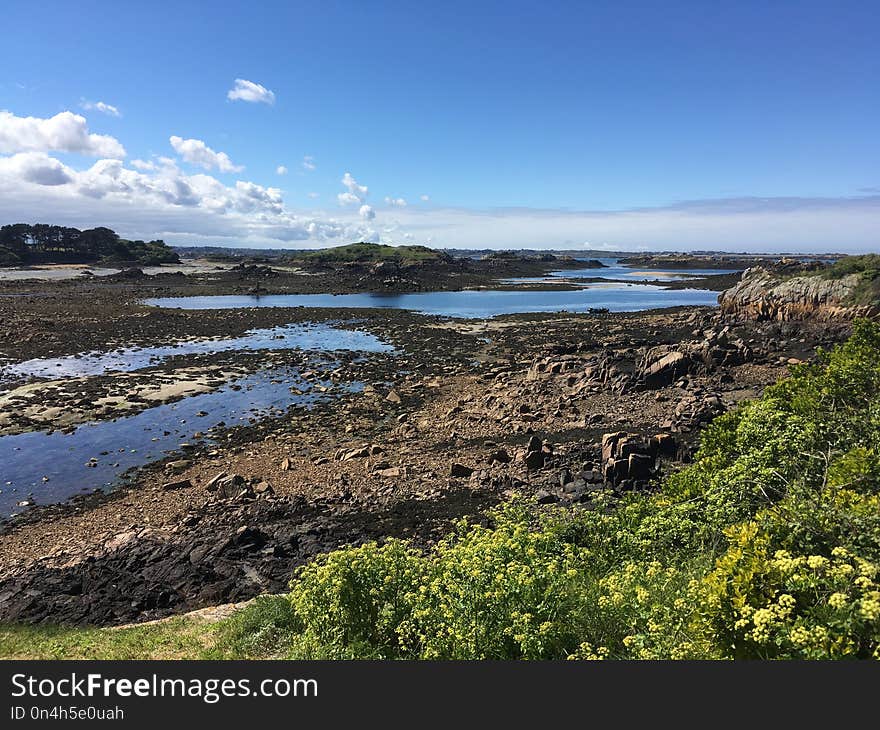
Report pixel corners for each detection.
[0,323,393,516]
[0,366,361,516]
[0,322,392,383]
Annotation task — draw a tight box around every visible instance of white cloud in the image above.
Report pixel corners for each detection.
[169,136,242,173]
[420,194,430,202]
[276,165,288,175]
[0,151,380,246]
[337,192,360,206]
[0,117,877,252]
[0,152,73,186]
[227,79,275,105]
[307,192,320,199]
[302,155,316,171]
[338,171,368,206]
[0,110,125,158]
[385,196,407,207]
[81,100,121,117]
[131,159,157,171]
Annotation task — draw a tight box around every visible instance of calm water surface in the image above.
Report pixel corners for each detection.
[145,282,719,318]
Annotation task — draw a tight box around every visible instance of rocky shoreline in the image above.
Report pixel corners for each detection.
[0,265,856,624]
[2,251,873,627]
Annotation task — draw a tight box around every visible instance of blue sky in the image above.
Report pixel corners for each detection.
[0,0,877,251]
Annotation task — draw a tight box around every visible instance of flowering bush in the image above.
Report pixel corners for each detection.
[704,525,880,659]
[398,504,590,659]
[265,321,880,660]
[289,539,425,658]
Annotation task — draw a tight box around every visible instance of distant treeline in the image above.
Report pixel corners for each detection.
[0,224,180,266]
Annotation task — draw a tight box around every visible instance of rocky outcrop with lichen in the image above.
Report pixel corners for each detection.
[718,267,878,321]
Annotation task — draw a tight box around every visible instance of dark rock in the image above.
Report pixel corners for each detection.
[450,463,474,478]
[161,479,192,491]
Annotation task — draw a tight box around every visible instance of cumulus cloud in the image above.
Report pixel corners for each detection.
[338,171,368,206]
[337,192,360,206]
[80,100,121,117]
[302,155,316,171]
[227,79,275,105]
[0,115,877,252]
[385,196,407,207]
[131,159,157,171]
[0,110,125,158]
[420,194,430,202]
[0,150,380,247]
[307,192,319,199]
[0,152,73,186]
[276,165,288,175]
[169,136,243,173]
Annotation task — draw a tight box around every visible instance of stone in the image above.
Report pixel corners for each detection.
[488,448,511,464]
[627,453,654,480]
[450,463,474,478]
[718,267,876,321]
[161,479,192,491]
[601,432,626,462]
[377,467,402,478]
[524,450,545,470]
[204,472,228,491]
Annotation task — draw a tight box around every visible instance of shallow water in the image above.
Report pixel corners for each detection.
[145,282,719,319]
[0,323,392,383]
[558,257,741,280]
[0,366,359,516]
[0,324,392,515]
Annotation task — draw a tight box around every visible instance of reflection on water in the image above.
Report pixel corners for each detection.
[0,367,361,516]
[145,282,719,319]
[557,257,741,280]
[0,323,392,383]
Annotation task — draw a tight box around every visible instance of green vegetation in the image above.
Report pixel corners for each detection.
[296,242,448,264]
[804,255,880,306]
[0,223,179,266]
[4,321,880,660]
[818,254,880,280]
[0,617,219,660]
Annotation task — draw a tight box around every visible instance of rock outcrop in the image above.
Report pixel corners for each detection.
[719,267,877,321]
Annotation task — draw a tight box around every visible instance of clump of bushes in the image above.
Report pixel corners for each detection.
[219,320,880,660]
[811,255,880,306]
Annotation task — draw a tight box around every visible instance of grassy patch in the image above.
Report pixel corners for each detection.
[296,242,447,264]
[0,617,218,660]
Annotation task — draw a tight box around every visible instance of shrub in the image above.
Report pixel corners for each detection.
[289,539,425,658]
[240,320,880,660]
[703,524,880,659]
[399,504,590,659]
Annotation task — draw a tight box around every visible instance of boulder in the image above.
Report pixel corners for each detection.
[450,463,474,478]
[719,267,877,321]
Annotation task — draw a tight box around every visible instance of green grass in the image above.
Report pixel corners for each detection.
[0,597,303,660]
[816,254,880,280]
[0,617,218,660]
